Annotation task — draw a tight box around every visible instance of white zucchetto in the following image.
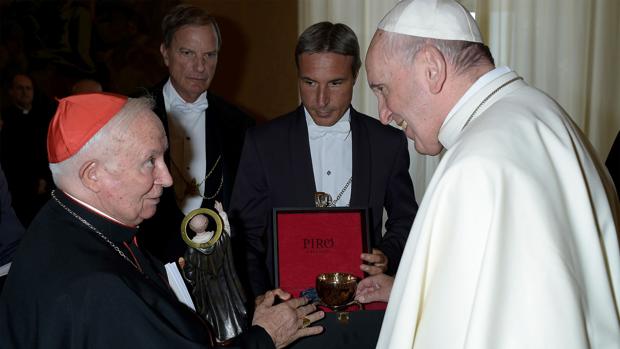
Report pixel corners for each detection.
[378,0,483,43]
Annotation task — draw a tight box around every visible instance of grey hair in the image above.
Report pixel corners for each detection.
[49,96,156,188]
[382,31,494,75]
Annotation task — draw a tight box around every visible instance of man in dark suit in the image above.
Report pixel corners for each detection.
[138,5,253,264]
[0,73,54,227]
[230,22,418,298]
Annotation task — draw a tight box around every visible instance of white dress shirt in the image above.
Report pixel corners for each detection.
[305,108,353,207]
[163,79,209,215]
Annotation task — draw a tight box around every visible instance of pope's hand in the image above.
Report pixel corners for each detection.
[355,273,394,304]
[360,248,388,275]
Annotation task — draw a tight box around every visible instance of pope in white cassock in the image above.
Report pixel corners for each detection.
[355,0,620,348]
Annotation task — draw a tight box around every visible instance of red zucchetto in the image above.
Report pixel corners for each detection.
[47,93,128,163]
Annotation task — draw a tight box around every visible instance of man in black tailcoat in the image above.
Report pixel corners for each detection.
[230,22,418,299]
[139,5,253,266]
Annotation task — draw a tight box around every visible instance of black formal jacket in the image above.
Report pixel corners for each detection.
[138,82,254,264]
[230,106,418,297]
[0,191,273,349]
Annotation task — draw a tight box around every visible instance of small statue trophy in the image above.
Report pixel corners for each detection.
[180,201,248,344]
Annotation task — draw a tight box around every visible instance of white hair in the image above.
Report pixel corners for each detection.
[380,30,494,75]
[49,96,156,189]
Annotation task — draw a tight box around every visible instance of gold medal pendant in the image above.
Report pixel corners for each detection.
[314,192,333,208]
[314,176,352,207]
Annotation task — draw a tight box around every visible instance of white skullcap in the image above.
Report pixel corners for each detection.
[378,0,483,43]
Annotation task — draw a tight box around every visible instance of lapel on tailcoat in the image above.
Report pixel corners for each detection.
[288,108,317,206]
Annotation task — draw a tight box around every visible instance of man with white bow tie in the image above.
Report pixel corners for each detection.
[230,22,418,300]
[138,5,254,267]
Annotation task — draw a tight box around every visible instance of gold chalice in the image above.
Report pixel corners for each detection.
[316,272,363,312]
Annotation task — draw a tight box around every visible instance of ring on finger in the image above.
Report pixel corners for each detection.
[301,317,311,328]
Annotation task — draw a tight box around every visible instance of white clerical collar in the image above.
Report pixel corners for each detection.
[63,191,130,227]
[443,66,511,128]
[163,78,208,112]
[304,107,351,129]
[439,67,522,149]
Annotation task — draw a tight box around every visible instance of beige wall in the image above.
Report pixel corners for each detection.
[192,0,299,123]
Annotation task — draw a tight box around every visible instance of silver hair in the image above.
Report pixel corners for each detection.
[49,96,156,188]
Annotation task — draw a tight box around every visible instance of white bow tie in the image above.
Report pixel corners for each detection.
[171,98,209,115]
[308,121,351,140]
